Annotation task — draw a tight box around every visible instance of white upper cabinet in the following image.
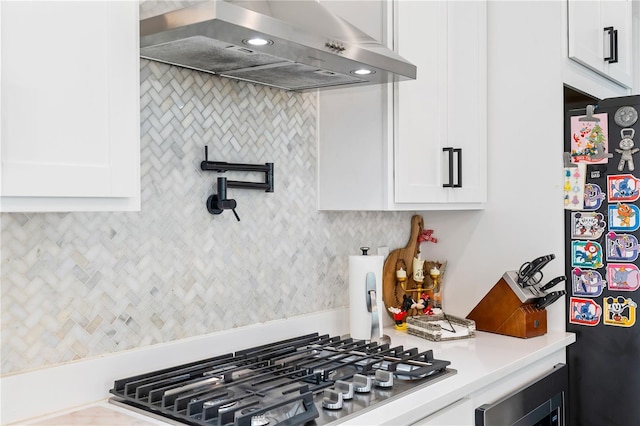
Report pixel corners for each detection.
[0,1,140,212]
[567,0,633,88]
[318,0,487,211]
[394,0,487,206]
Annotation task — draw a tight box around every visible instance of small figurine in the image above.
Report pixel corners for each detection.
[615,129,638,172]
[416,292,433,315]
[401,294,414,312]
[388,306,407,328]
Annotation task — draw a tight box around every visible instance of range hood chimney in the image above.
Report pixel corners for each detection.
[139,0,417,92]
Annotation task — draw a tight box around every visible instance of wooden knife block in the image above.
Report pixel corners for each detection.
[466,273,547,338]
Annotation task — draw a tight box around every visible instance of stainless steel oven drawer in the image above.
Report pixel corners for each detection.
[475,363,568,426]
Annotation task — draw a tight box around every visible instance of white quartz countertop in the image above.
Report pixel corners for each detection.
[18,326,575,426]
[344,328,575,425]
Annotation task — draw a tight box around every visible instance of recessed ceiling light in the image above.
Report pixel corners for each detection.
[352,69,375,76]
[244,38,272,46]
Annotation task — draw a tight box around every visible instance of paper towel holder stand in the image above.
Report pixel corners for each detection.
[354,247,391,345]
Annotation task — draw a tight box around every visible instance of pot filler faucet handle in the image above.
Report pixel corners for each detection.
[201,146,274,220]
[206,177,240,221]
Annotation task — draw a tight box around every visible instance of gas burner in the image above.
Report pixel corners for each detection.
[109,333,456,426]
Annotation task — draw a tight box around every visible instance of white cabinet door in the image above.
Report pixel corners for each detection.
[394,0,487,205]
[0,1,140,212]
[394,1,447,203]
[567,0,633,88]
[318,0,486,211]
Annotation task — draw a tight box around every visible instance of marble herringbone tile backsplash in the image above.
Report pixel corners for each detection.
[1,60,414,374]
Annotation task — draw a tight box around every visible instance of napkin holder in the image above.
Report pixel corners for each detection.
[466,271,547,338]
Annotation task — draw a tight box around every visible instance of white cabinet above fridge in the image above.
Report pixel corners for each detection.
[567,0,634,89]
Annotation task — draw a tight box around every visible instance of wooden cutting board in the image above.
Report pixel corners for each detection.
[382,215,424,318]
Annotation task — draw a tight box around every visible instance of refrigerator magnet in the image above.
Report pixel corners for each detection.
[606,232,639,262]
[584,183,606,210]
[571,212,606,239]
[607,203,640,232]
[572,241,604,269]
[614,105,638,127]
[564,164,586,210]
[607,174,640,202]
[603,296,637,327]
[606,264,640,292]
[570,297,602,326]
[614,129,638,172]
[571,267,604,297]
[570,113,610,164]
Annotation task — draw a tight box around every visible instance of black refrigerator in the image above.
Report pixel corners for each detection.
[564,93,640,426]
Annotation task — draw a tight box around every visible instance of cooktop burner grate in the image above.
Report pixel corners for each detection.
[109,333,454,426]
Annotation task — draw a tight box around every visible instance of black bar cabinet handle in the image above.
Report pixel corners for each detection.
[442,147,463,188]
[612,29,618,63]
[604,26,618,63]
[442,147,454,188]
[453,148,462,188]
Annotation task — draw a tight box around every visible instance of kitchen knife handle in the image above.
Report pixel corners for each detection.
[539,275,566,292]
[518,254,556,286]
[535,290,566,310]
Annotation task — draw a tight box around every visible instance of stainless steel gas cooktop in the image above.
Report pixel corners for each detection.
[109,333,456,425]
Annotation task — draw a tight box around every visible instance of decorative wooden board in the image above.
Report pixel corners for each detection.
[383,215,422,318]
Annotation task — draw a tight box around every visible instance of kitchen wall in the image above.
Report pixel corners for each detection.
[2,0,591,377]
[0,60,416,375]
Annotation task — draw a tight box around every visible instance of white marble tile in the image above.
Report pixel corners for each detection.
[1,59,415,375]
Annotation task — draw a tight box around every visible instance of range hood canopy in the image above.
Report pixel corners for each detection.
[139,0,417,92]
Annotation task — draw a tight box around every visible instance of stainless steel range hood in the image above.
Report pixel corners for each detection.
[139,0,416,92]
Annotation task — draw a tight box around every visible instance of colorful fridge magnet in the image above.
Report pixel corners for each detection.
[606,232,639,262]
[607,203,640,232]
[607,174,640,202]
[572,241,603,269]
[570,113,609,164]
[570,297,602,326]
[614,129,638,172]
[571,267,605,297]
[564,163,586,210]
[606,263,640,292]
[603,296,637,327]
[571,212,606,239]
[584,183,606,210]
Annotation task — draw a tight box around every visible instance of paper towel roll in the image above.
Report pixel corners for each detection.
[349,254,384,340]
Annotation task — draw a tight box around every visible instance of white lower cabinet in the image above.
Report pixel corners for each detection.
[318,0,486,211]
[0,1,140,212]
